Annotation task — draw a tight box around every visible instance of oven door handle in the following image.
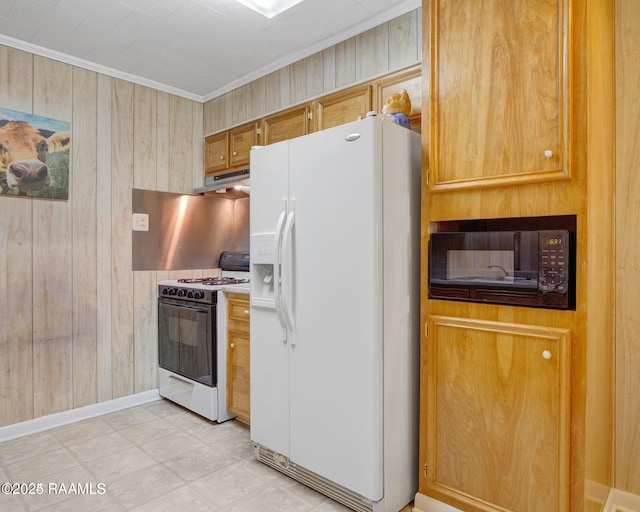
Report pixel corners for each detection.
[160,302,210,314]
[168,375,195,387]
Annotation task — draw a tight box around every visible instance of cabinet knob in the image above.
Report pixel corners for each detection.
[230,342,236,349]
[219,155,224,160]
[233,151,238,156]
[243,309,249,315]
[544,149,554,158]
[542,350,552,360]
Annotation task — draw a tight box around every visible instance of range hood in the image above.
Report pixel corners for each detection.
[195,168,250,198]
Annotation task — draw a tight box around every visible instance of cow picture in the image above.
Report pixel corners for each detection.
[0,108,70,200]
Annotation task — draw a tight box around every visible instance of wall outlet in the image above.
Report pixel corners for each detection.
[132,213,149,232]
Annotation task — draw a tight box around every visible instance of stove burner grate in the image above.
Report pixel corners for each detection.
[177,277,250,286]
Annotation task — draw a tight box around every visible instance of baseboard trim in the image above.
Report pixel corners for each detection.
[413,488,640,512]
[0,390,161,443]
[585,479,612,511]
[413,492,463,512]
[604,489,640,512]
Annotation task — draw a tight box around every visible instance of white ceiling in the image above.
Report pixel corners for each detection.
[0,0,421,101]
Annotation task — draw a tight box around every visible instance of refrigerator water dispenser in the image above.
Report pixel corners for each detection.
[250,233,276,306]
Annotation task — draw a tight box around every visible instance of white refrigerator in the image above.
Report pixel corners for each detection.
[249,115,420,512]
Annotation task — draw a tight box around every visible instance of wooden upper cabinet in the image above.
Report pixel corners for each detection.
[204,132,228,176]
[429,0,567,190]
[229,122,257,169]
[204,67,423,179]
[313,85,372,132]
[425,316,571,512]
[262,104,310,145]
[374,65,422,132]
[205,122,256,177]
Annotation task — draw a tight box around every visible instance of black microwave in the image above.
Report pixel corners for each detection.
[428,229,575,309]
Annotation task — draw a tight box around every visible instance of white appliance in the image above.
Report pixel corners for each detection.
[158,252,250,422]
[249,116,421,512]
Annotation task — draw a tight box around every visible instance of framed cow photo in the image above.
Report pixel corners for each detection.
[0,107,70,200]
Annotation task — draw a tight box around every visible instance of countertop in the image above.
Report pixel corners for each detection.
[223,284,250,294]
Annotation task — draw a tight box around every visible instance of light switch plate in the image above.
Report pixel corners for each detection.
[132,213,149,231]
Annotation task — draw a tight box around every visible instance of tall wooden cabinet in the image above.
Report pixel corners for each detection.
[417,1,615,511]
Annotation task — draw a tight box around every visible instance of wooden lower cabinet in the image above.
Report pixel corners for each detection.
[226,293,250,423]
[425,315,571,512]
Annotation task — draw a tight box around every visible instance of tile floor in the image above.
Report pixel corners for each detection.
[0,400,355,512]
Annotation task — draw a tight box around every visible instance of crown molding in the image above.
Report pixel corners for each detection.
[0,33,205,102]
[202,0,421,101]
[0,0,421,103]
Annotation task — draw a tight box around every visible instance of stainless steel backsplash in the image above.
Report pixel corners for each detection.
[132,188,249,271]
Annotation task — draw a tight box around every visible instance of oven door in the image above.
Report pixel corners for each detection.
[158,298,216,387]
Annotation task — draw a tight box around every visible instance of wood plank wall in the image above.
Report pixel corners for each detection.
[615,0,640,496]
[0,45,204,427]
[203,9,422,135]
[0,8,421,429]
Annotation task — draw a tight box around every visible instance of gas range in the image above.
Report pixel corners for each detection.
[159,250,250,304]
[157,251,249,423]
[159,276,249,304]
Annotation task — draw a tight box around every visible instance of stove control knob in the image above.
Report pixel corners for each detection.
[177,289,186,297]
[168,288,177,295]
[187,290,194,299]
[193,290,204,300]
[161,287,169,295]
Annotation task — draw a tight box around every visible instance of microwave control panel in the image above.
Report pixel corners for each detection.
[538,229,571,307]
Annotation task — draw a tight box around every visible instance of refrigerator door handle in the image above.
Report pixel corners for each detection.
[274,205,288,340]
[281,200,296,343]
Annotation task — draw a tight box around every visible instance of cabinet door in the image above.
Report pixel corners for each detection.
[313,85,372,132]
[425,316,570,512]
[429,0,567,190]
[205,132,228,176]
[227,331,250,421]
[262,105,310,145]
[227,296,250,332]
[226,294,250,422]
[374,65,422,132]
[230,122,256,169]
